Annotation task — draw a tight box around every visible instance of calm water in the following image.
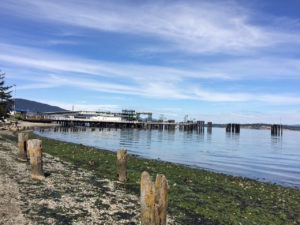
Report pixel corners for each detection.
[35,127,300,188]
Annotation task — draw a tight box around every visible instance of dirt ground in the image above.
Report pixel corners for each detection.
[0,131,176,224]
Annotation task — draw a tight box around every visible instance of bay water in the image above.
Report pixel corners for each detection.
[35,127,300,188]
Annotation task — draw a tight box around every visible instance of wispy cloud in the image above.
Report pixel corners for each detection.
[0,43,229,81]
[2,0,300,54]
[2,42,300,104]
[193,88,300,104]
[2,42,300,84]
[11,72,300,105]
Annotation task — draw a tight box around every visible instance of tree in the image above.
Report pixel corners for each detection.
[0,71,12,122]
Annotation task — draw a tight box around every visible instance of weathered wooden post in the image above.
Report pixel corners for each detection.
[27,139,45,180]
[117,149,127,182]
[154,174,168,225]
[141,171,155,224]
[18,132,29,161]
[207,122,212,134]
[141,171,168,225]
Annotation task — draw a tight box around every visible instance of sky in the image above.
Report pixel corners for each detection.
[0,0,300,124]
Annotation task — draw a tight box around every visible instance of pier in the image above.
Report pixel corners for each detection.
[37,111,216,133]
[40,111,176,130]
[54,119,177,130]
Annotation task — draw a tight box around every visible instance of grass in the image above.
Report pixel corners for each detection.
[2,132,300,224]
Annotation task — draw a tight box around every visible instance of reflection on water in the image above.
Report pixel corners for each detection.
[271,135,283,151]
[35,127,300,187]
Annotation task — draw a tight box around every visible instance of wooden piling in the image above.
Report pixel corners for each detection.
[141,171,155,224]
[207,122,212,133]
[17,132,29,161]
[226,124,230,132]
[154,174,168,225]
[226,123,240,133]
[27,139,45,180]
[117,149,127,182]
[141,171,168,225]
[271,124,282,136]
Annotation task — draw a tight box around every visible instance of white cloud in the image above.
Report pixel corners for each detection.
[2,0,300,54]
[11,72,300,105]
[0,43,229,82]
[189,111,300,125]
[1,42,300,84]
[1,43,300,104]
[193,87,300,104]
[1,1,300,124]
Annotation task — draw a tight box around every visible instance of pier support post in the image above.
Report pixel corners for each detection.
[27,139,45,180]
[207,122,212,134]
[226,123,240,133]
[18,132,29,161]
[117,149,127,182]
[271,124,282,136]
[226,124,230,132]
[141,171,168,225]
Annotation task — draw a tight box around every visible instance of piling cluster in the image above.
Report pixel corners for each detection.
[271,124,283,136]
[179,120,206,132]
[178,121,213,134]
[15,131,168,224]
[226,123,240,133]
[17,133,45,180]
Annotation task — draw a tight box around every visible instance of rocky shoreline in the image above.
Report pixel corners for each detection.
[0,121,59,132]
[0,131,177,224]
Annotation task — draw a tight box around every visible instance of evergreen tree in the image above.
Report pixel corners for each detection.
[0,71,12,122]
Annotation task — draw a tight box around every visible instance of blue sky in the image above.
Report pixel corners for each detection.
[0,0,300,124]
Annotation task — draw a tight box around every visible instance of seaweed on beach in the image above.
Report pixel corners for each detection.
[31,133,300,225]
